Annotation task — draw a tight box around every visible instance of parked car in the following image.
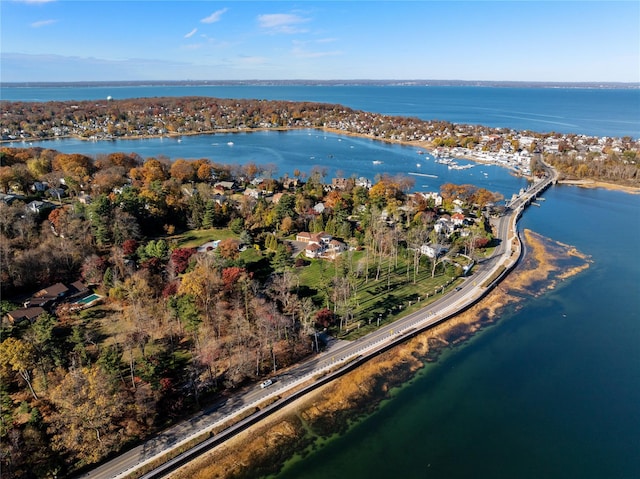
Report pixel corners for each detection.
[260,379,273,389]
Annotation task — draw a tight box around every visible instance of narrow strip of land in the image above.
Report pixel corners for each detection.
[79,161,556,479]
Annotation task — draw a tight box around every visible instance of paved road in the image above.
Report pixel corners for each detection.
[80,163,556,479]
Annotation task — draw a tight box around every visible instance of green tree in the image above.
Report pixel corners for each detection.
[88,194,113,246]
[275,194,296,221]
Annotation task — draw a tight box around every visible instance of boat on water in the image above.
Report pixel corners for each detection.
[227,141,234,146]
[416,163,422,167]
[372,160,383,165]
[408,172,438,178]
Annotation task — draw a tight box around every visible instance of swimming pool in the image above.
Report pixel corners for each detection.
[75,293,101,305]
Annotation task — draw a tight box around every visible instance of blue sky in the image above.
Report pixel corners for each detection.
[1,0,638,83]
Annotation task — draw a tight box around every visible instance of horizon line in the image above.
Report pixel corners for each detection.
[2,79,639,88]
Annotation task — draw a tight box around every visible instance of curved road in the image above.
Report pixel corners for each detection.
[80,161,556,479]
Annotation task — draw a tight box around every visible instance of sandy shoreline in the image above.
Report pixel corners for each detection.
[557,178,640,194]
[169,229,591,479]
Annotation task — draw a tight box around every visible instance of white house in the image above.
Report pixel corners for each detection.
[451,212,466,226]
[434,217,454,236]
[420,243,448,258]
[419,192,443,207]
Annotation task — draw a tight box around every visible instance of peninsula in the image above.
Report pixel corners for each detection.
[0,97,636,479]
[1,96,639,190]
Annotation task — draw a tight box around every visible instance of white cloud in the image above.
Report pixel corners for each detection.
[184,28,198,38]
[258,13,309,34]
[201,8,228,24]
[30,19,57,28]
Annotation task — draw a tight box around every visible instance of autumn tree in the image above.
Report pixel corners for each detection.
[0,338,39,400]
[169,247,196,275]
[47,365,134,466]
[170,159,197,183]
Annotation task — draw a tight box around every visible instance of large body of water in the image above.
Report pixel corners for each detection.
[276,185,640,479]
[23,130,529,200]
[3,85,640,478]
[2,84,639,138]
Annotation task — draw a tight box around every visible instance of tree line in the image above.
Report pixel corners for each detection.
[0,139,508,477]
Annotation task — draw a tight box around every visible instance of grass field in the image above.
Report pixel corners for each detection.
[294,250,463,340]
[168,227,239,249]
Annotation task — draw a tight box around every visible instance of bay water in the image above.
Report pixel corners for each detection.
[2,85,639,477]
[2,84,639,138]
[275,185,640,479]
[23,130,529,200]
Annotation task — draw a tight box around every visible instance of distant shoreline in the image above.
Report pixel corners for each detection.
[2,79,639,89]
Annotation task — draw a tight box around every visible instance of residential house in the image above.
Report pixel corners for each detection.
[304,243,323,258]
[420,243,448,259]
[451,212,466,226]
[243,188,261,199]
[331,177,352,190]
[282,178,300,190]
[326,239,347,257]
[419,192,443,207]
[214,181,236,192]
[434,216,454,237]
[26,200,55,215]
[26,282,69,308]
[296,231,332,245]
[68,280,90,297]
[5,307,46,325]
[211,194,227,206]
[355,177,372,189]
[31,181,49,193]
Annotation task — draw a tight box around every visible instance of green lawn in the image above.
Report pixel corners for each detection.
[294,250,463,339]
[168,228,239,249]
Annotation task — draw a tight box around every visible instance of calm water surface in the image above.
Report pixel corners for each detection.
[2,85,638,138]
[24,130,528,198]
[275,186,640,479]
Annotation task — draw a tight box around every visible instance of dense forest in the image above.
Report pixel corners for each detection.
[0,142,506,477]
